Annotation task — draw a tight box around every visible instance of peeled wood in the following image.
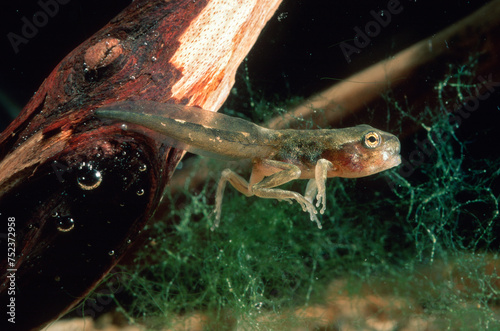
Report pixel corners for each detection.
[0,1,282,329]
[1,0,283,187]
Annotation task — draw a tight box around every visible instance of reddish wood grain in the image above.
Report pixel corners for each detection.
[0,1,282,329]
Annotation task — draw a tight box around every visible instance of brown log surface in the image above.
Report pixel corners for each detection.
[0,1,281,330]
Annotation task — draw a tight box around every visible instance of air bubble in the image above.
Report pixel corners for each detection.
[136,189,145,196]
[139,164,147,172]
[108,250,115,256]
[121,124,128,131]
[277,12,288,22]
[57,217,75,232]
[77,164,103,190]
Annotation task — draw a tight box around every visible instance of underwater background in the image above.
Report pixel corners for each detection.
[1,0,499,330]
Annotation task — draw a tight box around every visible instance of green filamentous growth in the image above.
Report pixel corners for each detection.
[86,58,499,330]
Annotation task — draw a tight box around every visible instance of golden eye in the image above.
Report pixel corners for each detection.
[363,131,381,148]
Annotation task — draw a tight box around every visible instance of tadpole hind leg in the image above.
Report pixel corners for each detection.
[213,168,253,230]
[251,159,322,229]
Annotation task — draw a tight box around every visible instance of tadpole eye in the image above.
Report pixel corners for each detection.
[363,131,381,148]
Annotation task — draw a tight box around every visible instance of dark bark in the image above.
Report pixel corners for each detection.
[0,0,281,329]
